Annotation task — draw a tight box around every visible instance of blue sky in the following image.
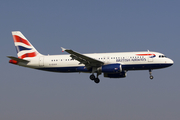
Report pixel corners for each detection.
[0,0,179,120]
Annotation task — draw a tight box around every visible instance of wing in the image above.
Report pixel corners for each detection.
[61,47,104,68]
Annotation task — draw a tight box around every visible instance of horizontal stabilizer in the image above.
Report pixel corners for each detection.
[7,56,30,63]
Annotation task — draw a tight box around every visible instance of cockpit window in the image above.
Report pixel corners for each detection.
[159,55,166,58]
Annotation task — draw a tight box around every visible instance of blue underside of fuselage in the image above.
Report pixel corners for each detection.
[36,64,173,73]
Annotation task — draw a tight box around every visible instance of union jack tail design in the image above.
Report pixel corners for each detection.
[12,31,41,59]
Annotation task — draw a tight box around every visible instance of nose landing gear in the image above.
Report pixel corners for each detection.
[149,69,154,80]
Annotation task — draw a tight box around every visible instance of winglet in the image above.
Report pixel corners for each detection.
[61,47,66,52]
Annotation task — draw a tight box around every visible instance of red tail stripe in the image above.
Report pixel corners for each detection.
[19,52,37,59]
[13,35,31,46]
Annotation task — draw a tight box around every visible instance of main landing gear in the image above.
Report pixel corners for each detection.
[89,67,101,84]
[90,74,100,84]
[149,69,154,80]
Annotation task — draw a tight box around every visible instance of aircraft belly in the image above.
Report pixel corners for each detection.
[36,67,79,73]
[122,63,172,70]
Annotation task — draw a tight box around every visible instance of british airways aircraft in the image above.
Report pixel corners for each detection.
[8,31,173,83]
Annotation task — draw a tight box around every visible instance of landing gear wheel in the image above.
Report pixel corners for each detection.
[90,74,95,80]
[149,69,154,80]
[94,78,100,84]
[150,75,154,80]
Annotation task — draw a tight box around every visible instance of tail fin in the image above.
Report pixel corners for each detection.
[12,31,41,59]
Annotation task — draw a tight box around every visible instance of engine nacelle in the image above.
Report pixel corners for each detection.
[77,66,91,72]
[104,71,127,78]
[97,64,122,73]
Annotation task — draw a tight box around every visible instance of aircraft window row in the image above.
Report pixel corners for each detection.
[111,57,125,59]
[51,56,145,62]
[159,55,166,58]
[98,58,106,60]
[51,59,75,62]
[130,56,144,59]
[51,60,59,61]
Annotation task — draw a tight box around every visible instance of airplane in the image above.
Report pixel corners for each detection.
[8,31,174,84]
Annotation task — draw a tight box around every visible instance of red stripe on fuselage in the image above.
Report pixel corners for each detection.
[136,54,155,56]
[19,52,37,59]
[13,35,31,46]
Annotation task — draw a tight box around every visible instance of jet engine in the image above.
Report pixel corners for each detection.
[97,63,122,73]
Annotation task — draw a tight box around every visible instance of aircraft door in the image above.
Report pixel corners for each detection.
[39,56,44,66]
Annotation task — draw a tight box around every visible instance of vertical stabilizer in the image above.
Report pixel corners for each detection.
[12,31,42,59]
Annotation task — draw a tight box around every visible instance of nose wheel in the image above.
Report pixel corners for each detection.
[150,75,154,79]
[149,69,154,80]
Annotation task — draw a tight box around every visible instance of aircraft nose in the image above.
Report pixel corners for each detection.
[170,59,174,64]
[167,58,174,65]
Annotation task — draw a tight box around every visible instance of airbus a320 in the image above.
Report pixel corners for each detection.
[8,31,174,83]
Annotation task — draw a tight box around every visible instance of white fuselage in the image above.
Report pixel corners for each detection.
[22,51,173,73]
